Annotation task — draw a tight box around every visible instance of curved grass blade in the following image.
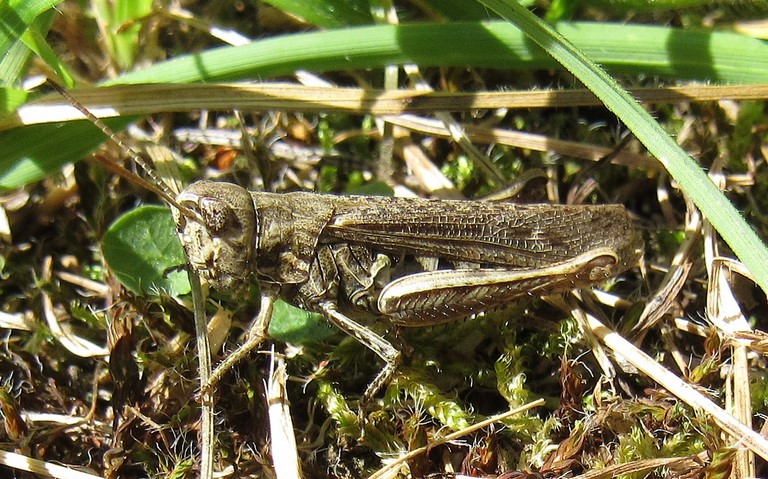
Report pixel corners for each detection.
[475,1,768,301]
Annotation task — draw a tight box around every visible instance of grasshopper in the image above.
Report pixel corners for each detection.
[174,181,643,397]
[56,83,643,398]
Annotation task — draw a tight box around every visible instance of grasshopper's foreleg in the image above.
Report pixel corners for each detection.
[319,302,401,401]
[203,287,278,395]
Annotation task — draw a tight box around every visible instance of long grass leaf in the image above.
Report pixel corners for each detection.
[474,0,768,294]
[112,22,768,85]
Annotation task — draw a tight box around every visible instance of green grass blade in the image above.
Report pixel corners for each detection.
[0,0,62,59]
[0,117,136,189]
[261,0,373,27]
[389,0,496,21]
[0,0,62,86]
[0,1,63,113]
[0,87,28,117]
[111,22,768,85]
[591,0,736,12]
[475,0,768,294]
[91,0,154,70]
[21,17,75,88]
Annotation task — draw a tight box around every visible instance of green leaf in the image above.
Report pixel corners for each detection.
[268,300,334,344]
[20,14,75,87]
[102,205,190,297]
[345,180,394,196]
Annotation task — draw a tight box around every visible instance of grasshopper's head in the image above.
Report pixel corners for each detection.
[173,181,256,292]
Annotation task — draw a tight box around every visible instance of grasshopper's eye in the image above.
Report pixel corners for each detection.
[199,197,233,234]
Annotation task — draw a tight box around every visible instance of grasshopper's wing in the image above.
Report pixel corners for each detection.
[321,197,641,273]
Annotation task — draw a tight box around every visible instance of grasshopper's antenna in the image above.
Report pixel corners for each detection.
[48,81,200,221]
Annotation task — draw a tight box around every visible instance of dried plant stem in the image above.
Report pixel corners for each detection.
[582,308,768,462]
[190,270,214,479]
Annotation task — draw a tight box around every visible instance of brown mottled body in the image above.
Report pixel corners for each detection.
[174,180,643,395]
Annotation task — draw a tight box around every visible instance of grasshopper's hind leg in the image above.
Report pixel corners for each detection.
[319,302,401,401]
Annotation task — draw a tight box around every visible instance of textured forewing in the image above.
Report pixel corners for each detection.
[321,198,635,269]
